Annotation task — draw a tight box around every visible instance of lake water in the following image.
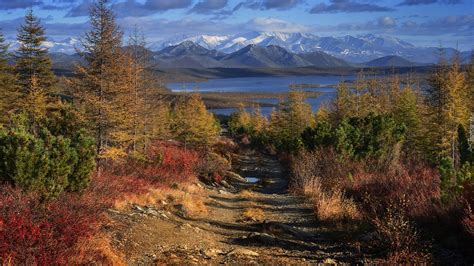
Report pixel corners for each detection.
[166,75,356,116]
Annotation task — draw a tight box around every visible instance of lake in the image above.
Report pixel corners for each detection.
[166,75,356,116]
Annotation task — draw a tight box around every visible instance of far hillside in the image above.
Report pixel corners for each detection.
[365,55,420,67]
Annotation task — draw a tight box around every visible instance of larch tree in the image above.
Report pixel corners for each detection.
[172,93,220,148]
[15,9,55,117]
[0,30,18,122]
[125,26,171,150]
[73,0,131,156]
[269,91,314,152]
[428,54,470,165]
[250,104,268,134]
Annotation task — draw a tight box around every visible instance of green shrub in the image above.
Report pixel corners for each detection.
[0,113,95,198]
[302,113,406,161]
[301,121,333,150]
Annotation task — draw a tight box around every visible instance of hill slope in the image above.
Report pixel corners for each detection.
[365,55,418,67]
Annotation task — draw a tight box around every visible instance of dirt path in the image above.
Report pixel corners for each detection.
[107,149,364,265]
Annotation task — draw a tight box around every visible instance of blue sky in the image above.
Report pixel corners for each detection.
[0,0,473,50]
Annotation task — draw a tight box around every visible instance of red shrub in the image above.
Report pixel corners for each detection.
[0,141,204,264]
[346,163,441,219]
[0,187,101,265]
[112,141,201,184]
[87,171,152,206]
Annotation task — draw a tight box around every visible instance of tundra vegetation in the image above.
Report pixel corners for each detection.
[0,0,472,264]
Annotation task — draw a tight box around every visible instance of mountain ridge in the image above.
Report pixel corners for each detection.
[154,32,467,64]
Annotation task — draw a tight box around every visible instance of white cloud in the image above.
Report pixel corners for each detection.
[245,17,310,33]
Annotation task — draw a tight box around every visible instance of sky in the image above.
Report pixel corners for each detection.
[0,0,473,50]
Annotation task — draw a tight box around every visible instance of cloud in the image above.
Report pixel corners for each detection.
[378,16,397,27]
[189,0,229,14]
[143,0,192,10]
[0,0,41,10]
[233,0,302,11]
[0,16,88,40]
[67,0,193,17]
[310,0,394,13]
[262,0,302,10]
[401,14,474,36]
[312,14,473,39]
[397,0,462,5]
[66,0,92,17]
[245,17,310,32]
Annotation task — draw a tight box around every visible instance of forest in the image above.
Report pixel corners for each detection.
[0,0,472,264]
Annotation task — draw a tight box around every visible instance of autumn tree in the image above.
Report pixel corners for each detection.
[228,103,252,135]
[172,93,220,148]
[467,52,474,113]
[427,55,470,165]
[73,0,133,156]
[0,30,17,122]
[269,91,314,152]
[15,9,55,117]
[124,27,171,150]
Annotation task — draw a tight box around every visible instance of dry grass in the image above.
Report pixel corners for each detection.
[297,175,361,222]
[314,189,361,222]
[241,207,265,222]
[239,189,255,199]
[72,233,125,265]
[113,188,168,210]
[179,194,209,218]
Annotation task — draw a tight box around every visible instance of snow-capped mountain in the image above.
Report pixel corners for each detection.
[6,37,79,54]
[155,32,459,64]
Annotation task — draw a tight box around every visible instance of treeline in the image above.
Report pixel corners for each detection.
[229,58,473,262]
[0,1,220,199]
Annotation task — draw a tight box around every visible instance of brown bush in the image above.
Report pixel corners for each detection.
[371,200,431,263]
[346,163,441,219]
[314,188,361,222]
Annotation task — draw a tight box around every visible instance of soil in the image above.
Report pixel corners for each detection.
[106,149,370,265]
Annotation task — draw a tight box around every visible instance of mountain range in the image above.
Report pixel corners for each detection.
[9,31,468,70]
[152,41,353,69]
[155,32,469,64]
[47,40,472,70]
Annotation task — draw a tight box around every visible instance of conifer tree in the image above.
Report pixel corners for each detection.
[250,104,268,134]
[467,52,474,113]
[269,91,314,152]
[73,0,130,155]
[332,82,353,123]
[0,30,18,121]
[428,55,470,164]
[15,9,55,95]
[125,27,170,150]
[173,94,220,148]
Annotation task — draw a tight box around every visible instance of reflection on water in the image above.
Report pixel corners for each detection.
[246,177,260,183]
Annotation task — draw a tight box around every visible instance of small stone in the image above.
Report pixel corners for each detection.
[221,180,233,188]
[174,204,188,218]
[202,248,223,258]
[218,189,229,195]
[133,205,145,212]
[323,258,337,264]
[227,248,259,257]
[146,209,159,216]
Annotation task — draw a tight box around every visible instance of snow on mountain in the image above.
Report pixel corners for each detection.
[156,32,458,63]
[6,37,79,54]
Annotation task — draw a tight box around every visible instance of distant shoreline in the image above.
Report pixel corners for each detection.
[54,65,434,83]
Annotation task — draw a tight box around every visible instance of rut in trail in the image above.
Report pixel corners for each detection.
[108,149,363,265]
